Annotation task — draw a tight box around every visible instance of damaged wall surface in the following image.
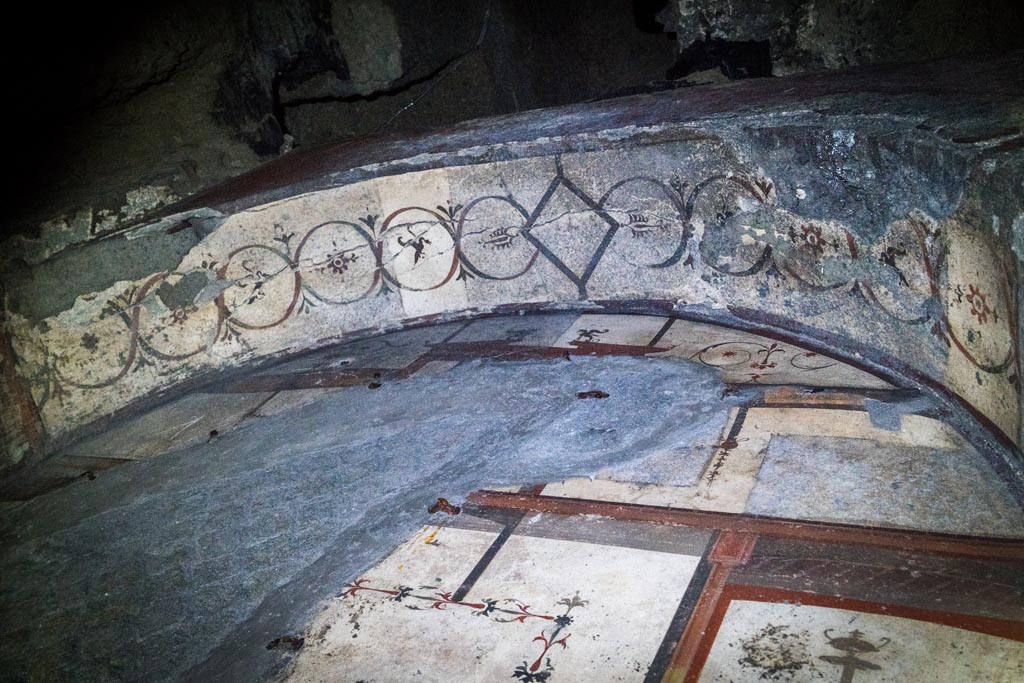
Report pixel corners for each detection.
[0,54,1022,488]
[3,7,1023,683]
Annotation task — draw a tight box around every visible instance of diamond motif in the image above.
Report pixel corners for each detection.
[522,176,620,296]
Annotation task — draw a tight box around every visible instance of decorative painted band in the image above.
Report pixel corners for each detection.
[4,131,1020,483]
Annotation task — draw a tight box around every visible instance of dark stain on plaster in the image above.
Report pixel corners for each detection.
[737,623,816,680]
[121,53,1024,224]
[668,37,773,80]
[156,271,208,311]
[743,125,970,240]
[4,230,201,323]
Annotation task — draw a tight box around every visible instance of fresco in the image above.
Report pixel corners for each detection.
[3,311,1021,680]
[5,143,1018,456]
[280,504,1024,682]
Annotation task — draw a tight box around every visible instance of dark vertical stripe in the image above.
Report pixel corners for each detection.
[643,531,719,683]
[450,512,525,602]
[700,407,751,486]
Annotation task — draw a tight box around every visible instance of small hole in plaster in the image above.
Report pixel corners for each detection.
[266,635,305,652]
[577,390,610,399]
[428,498,461,515]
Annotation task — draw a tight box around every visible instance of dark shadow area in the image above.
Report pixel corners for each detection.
[667,37,773,80]
[1,0,679,241]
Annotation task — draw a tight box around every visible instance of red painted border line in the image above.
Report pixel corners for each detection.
[661,532,756,683]
[681,584,1024,683]
[210,339,670,393]
[465,491,1024,561]
[0,323,44,468]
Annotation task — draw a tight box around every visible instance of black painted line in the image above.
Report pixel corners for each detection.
[560,172,609,216]
[450,512,525,602]
[579,220,619,285]
[725,406,749,442]
[558,174,624,286]
[439,320,473,344]
[239,391,280,420]
[63,453,135,464]
[525,175,565,226]
[643,531,719,683]
[522,229,583,288]
[520,175,586,290]
[700,406,751,485]
[648,318,675,347]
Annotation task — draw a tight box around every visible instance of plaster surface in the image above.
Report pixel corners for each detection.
[747,434,1024,535]
[2,54,1021,488]
[0,329,1018,681]
[0,356,738,683]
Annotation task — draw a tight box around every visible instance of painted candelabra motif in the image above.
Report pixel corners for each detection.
[818,629,891,682]
[12,153,1019,443]
[341,578,586,681]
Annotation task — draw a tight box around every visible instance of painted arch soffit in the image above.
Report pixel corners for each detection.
[9,144,1020,455]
